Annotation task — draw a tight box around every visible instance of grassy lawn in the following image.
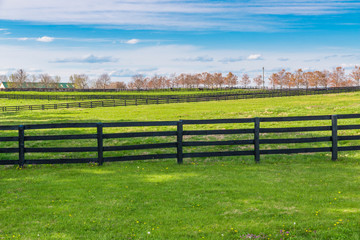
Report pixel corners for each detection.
[0,99,86,107]
[1,158,360,240]
[1,92,360,239]
[0,89,252,97]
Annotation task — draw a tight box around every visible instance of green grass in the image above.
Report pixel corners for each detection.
[1,92,360,239]
[1,91,360,124]
[0,99,85,107]
[1,158,360,240]
[0,88,252,97]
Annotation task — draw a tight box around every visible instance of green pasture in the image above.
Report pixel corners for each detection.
[0,99,86,107]
[0,88,252,97]
[1,92,360,239]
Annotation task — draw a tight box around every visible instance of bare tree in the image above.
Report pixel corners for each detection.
[293,69,304,89]
[0,75,8,82]
[225,72,238,88]
[277,69,286,90]
[253,75,263,88]
[95,73,111,89]
[350,66,360,86]
[69,74,89,89]
[329,67,346,87]
[39,73,54,88]
[212,73,224,88]
[269,73,279,89]
[240,73,251,88]
[130,74,147,90]
[109,81,127,89]
[283,72,294,89]
[9,69,28,88]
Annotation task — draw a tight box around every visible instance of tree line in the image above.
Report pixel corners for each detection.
[1,66,359,90]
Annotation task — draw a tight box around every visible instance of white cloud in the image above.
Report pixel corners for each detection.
[125,39,140,44]
[1,1,359,31]
[219,57,244,63]
[52,54,118,64]
[278,57,289,61]
[174,56,213,62]
[17,38,29,41]
[0,29,8,31]
[36,36,54,42]
[247,54,263,60]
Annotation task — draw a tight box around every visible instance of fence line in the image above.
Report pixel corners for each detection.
[1,114,360,167]
[1,87,360,113]
[1,86,359,101]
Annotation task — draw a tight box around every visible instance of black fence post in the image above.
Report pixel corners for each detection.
[254,118,260,163]
[177,120,183,164]
[331,115,338,161]
[97,123,104,166]
[18,125,25,168]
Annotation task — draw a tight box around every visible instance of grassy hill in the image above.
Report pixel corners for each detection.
[1,92,360,239]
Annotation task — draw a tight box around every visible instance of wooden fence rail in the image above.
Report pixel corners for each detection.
[1,87,360,113]
[1,114,360,167]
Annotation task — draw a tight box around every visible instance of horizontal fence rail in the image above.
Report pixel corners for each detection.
[1,114,360,167]
[1,87,360,113]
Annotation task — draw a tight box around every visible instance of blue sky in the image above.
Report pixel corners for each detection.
[0,0,359,83]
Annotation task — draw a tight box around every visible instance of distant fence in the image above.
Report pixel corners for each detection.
[1,87,360,113]
[1,114,360,167]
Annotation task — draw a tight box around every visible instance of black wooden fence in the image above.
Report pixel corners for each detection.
[1,114,360,167]
[1,87,360,113]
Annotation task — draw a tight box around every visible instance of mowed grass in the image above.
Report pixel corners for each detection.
[1,92,360,239]
[0,99,86,107]
[0,88,252,97]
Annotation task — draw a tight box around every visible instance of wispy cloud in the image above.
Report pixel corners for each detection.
[36,36,54,42]
[1,1,359,31]
[278,57,289,61]
[304,58,321,62]
[174,56,213,62]
[219,57,244,63]
[51,54,118,64]
[324,54,338,59]
[109,67,157,77]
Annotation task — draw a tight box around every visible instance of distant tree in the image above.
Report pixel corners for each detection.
[283,72,295,89]
[253,75,263,88]
[167,73,177,88]
[293,69,304,89]
[316,70,329,88]
[69,74,89,89]
[212,73,224,88]
[240,73,251,88]
[52,75,61,89]
[0,75,8,82]
[329,67,346,87]
[302,71,313,89]
[109,81,127,89]
[95,73,111,89]
[350,66,360,86]
[29,74,38,83]
[39,73,54,88]
[130,74,148,90]
[225,72,238,87]
[201,72,212,88]
[268,73,279,89]
[277,69,286,89]
[9,69,28,88]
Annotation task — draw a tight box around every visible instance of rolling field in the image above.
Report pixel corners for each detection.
[1,92,360,239]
